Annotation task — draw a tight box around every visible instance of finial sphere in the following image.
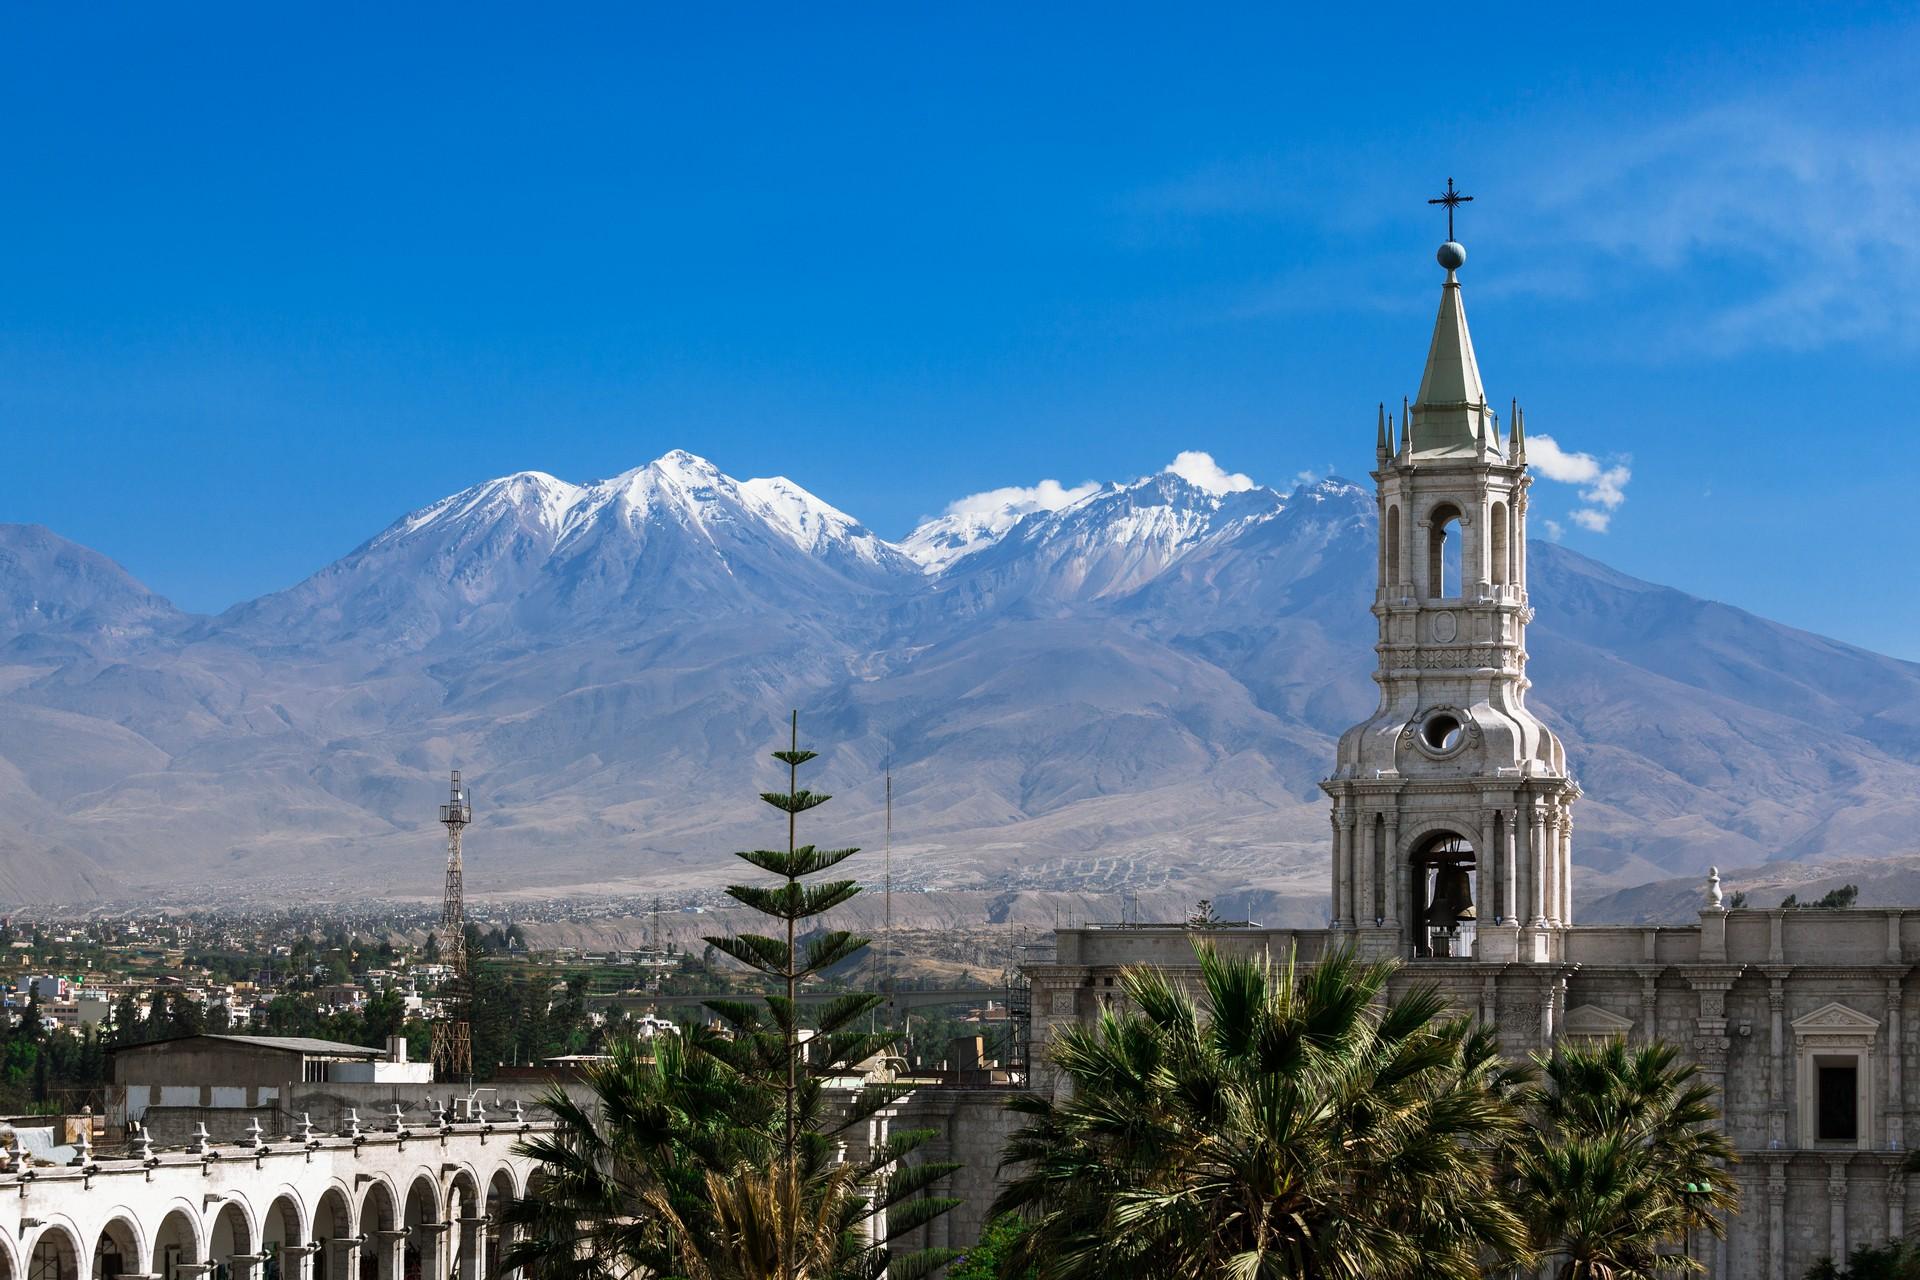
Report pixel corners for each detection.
[1437,241,1467,271]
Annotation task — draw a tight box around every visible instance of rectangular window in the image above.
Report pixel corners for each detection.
[1817,1062,1859,1141]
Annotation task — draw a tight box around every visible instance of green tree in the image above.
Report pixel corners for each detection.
[508,714,958,1280]
[1807,1240,1920,1279]
[1510,1038,1738,1278]
[699,712,958,1280]
[994,943,1528,1280]
[946,1215,1036,1280]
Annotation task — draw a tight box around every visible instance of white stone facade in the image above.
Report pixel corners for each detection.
[0,1121,545,1280]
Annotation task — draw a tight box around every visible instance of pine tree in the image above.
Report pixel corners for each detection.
[702,711,959,1280]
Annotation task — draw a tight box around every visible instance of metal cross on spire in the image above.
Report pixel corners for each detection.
[1428,177,1473,241]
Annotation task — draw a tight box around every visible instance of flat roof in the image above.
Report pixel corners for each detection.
[111,1034,384,1059]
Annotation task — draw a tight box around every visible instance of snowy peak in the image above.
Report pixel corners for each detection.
[928,469,1292,605]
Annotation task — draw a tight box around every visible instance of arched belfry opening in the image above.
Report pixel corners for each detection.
[1427,504,1462,599]
[1413,832,1477,958]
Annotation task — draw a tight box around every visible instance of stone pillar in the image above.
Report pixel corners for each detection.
[1640,971,1660,1043]
[1767,1165,1786,1280]
[1768,977,1789,1149]
[1687,971,1737,1145]
[1887,977,1905,1151]
[1502,809,1518,928]
[1558,811,1574,926]
[1891,1167,1907,1242]
[1384,814,1402,931]
[376,1226,408,1280]
[1515,488,1528,590]
[326,1238,361,1280]
[1527,805,1547,927]
[457,1219,487,1280]
[1479,810,1499,926]
[1349,808,1369,926]
[1828,1161,1849,1264]
[1331,811,1351,929]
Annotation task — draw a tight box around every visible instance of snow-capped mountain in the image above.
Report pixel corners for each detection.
[220,451,914,651]
[3,450,1920,912]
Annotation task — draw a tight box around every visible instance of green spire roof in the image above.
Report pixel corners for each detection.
[1411,268,1497,459]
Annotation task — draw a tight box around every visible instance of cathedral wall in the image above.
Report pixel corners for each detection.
[1032,909,1920,1277]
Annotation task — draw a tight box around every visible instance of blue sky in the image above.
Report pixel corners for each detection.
[3,5,1918,657]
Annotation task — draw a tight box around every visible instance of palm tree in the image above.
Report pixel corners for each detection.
[1510,1038,1739,1278]
[992,942,1530,1280]
[501,1029,773,1280]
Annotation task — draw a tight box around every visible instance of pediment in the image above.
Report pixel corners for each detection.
[1791,1002,1881,1033]
[1562,1004,1635,1036]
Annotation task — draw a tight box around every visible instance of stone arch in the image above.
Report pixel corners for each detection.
[208,1198,257,1280]
[443,1169,482,1280]
[27,1225,81,1280]
[1385,503,1401,586]
[310,1186,355,1280]
[0,1228,21,1280]
[90,1216,143,1280]
[1489,500,1509,586]
[402,1173,445,1280]
[483,1168,517,1280]
[355,1180,399,1280]
[261,1192,307,1280]
[152,1205,206,1280]
[1404,823,1479,960]
[1426,502,1463,599]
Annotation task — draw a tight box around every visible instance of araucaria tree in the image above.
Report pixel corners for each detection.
[1510,1038,1738,1279]
[506,713,957,1280]
[994,943,1530,1280]
[699,711,959,1280]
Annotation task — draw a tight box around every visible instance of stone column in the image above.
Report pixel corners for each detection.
[1558,811,1574,926]
[1527,805,1547,927]
[1502,809,1518,927]
[1767,1164,1786,1280]
[1640,971,1659,1043]
[1769,978,1789,1149]
[326,1238,361,1280]
[1331,811,1351,929]
[1687,971,1737,1146]
[1349,808,1370,926]
[1515,489,1529,589]
[1887,977,1905,1151]
[377,1231,410,1280]
[457,1219,487,1280]
[1479,810,1499,926]
[1828,1161,1849,1264]
[1384,813,1402,931]
[1891,1167,1907,1241]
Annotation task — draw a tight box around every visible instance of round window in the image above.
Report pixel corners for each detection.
[1422,712,1464,752]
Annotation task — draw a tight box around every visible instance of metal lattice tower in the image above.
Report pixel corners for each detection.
[431,770,474,1082]
[883,753,895,1029]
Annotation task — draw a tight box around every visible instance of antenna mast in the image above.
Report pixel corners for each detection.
[884,748,895,1029]
[431,770,474,1082]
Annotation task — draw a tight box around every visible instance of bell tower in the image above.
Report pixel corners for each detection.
[1323,220,1578,964]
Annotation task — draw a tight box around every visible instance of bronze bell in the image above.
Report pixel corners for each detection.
[1430,864,1476,925]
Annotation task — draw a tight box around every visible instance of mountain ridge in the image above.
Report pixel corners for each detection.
[2,450,1917,912]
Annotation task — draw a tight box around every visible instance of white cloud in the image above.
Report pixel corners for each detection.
[1163,450,1254,494]
[1528,433,1631,533]
[942,478,1099,519]
[1542,519,1566,542]
[1570,509,1613,533]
